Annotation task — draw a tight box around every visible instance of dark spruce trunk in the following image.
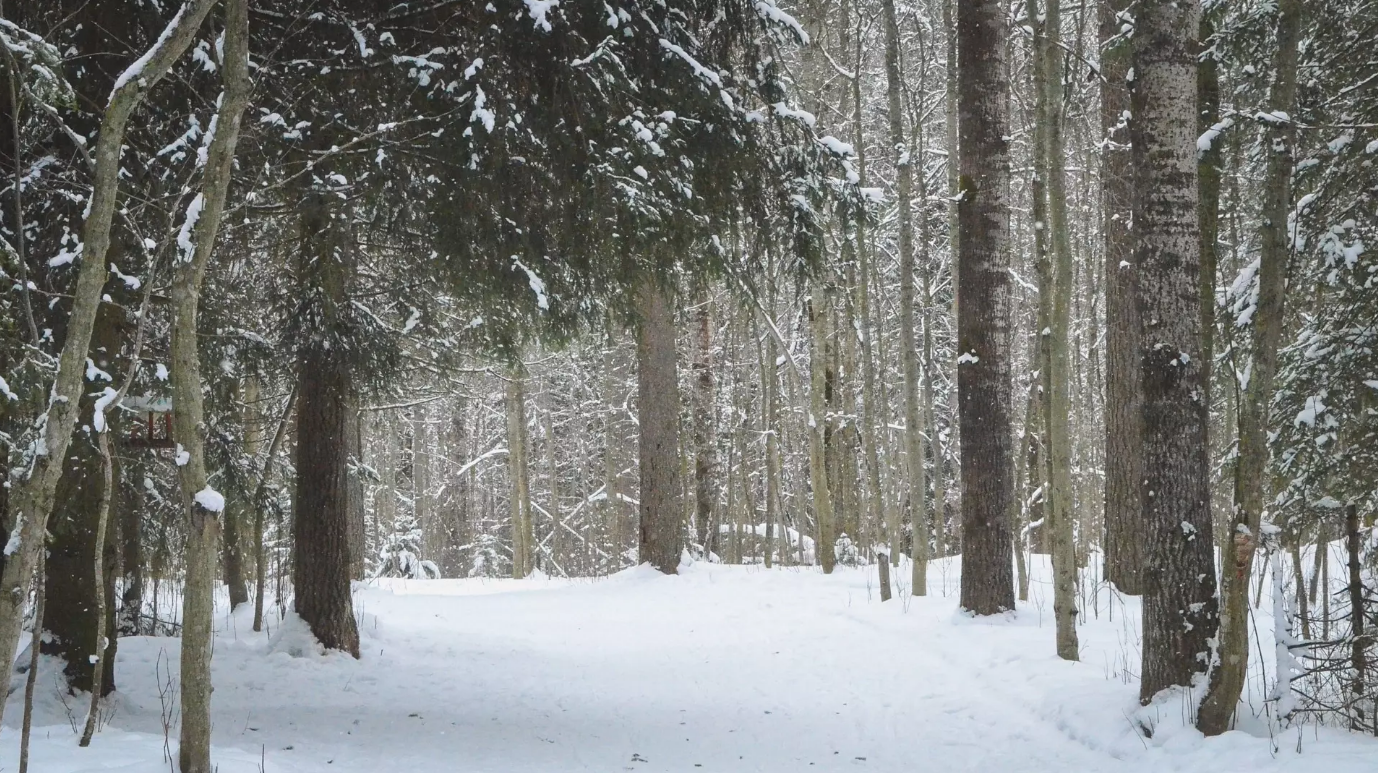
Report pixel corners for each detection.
[636,277,683,574]
[223,497,250,609]
[42,301,126,697]
[1101,0,1143,596]
[292,193,361,657]
[692,290,717,558]
[44,432,118,697]
[956,0,1016,615]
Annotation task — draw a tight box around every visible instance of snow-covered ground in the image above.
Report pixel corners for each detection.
[5,556,1375,772]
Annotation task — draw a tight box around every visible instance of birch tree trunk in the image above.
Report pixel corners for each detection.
[1198,0,1301,735]
[761,319,781,569]
[881,0,927,592]
[956,0,1016,615]
[1131,0,1219,704]
[1030,0,1080,662]
[0,0,217,723]
[170,2,250,767]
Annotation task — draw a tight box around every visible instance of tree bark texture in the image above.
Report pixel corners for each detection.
[636,277,683,574]
[1198,0,1300,734]
[292,190,362,660]
[171,3,251,766]
[0,0,217,725]
[1130,0,1219,705]
[1101,0,1143,596]
[956,0,1016,615]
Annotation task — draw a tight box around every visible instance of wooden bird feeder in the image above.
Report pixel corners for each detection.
[120,395,176,449]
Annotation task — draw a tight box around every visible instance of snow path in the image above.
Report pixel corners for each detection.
[5,557,1375,772]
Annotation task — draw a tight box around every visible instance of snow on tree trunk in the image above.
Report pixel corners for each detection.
[0,0,218,725]
[1130,0,1219,706]
[956,0,1016,616]
[1198,0,1301,736]
[170,1,251,767]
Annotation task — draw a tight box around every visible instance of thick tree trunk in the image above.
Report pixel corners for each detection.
[1197,7,1222,420]
[223,501,250,610]
[43,313,119,696]
[1198,0,1300,735]
[1101,0,1143,596]
[956,0,1016,615]
[291,188,362,659]
[506,368,533,578]
[294,345,362,658]
[636,277,683,573]
[1131,0,1219,705]
[0,0,217,725]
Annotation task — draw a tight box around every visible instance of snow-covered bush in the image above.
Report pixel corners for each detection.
[373,512,440,579]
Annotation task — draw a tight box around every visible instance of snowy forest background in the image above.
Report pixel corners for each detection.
[2,0,1378,771]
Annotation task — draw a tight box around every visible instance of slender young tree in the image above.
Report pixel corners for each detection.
[882,0,928,590]
[956,0,1016,615]
[1029,0,1079,662]
[807,285,838,574]
[692,290,718,557]
[1130,0,1219,704]
[1198,0,1302,735]
[0,0,218,724]
[169,1,251,768]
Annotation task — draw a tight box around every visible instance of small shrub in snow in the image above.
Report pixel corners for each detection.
[373,512,440,580]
